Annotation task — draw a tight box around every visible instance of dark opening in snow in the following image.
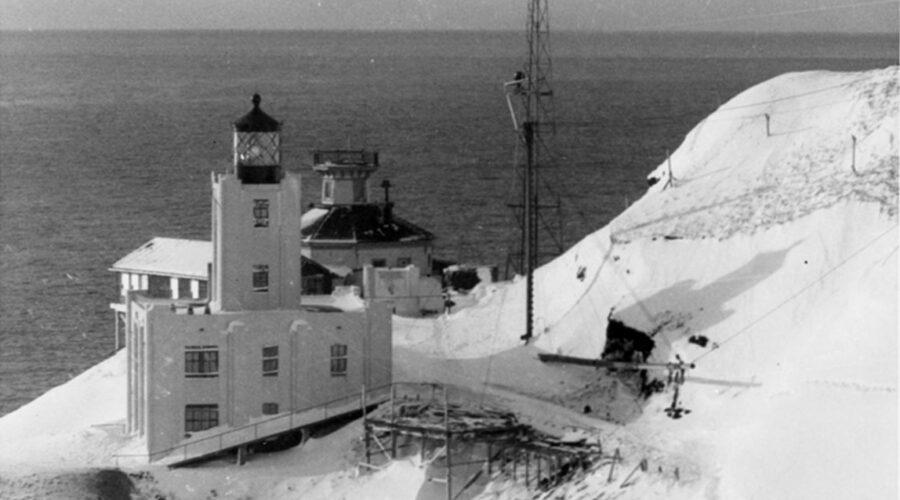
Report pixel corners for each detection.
[601,318,655,363]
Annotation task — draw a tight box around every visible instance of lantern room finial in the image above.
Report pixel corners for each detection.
[252,93,261,109]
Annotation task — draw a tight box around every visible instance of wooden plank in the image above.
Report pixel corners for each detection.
[537,353,695,370]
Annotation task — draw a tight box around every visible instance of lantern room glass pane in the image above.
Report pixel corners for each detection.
[236,132,280,166]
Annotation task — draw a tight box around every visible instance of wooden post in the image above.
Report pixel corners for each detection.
[667,149,673,181]
[765,113,771,137]
[620,458,648,488]
[537,454,542,487]
[525,451,531,488]
[607,448,620,483]
[421,432,427,463]
[362,385,370,466]
[487,442,492,475]
[512,451,517,480]
[851,135,858,174]
[444,386,452,500]
[390,384,397,458]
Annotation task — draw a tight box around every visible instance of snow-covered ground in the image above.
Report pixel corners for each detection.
[1,66,896,499]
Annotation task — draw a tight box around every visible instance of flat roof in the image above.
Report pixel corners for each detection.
[110,237,211,279]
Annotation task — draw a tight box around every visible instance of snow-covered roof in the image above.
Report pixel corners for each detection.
[301,204,435,243]
[109,237,211,279]
[300,207,329,231]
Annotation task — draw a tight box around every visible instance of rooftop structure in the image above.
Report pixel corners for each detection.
[302,148,436,277]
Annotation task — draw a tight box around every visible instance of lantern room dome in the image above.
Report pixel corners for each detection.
[233,94,280,133]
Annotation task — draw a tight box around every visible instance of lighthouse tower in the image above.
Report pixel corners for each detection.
[210,94,303,312]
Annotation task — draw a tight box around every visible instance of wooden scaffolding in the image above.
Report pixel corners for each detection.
[361,382,603,500]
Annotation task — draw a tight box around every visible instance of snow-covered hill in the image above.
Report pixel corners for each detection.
[1,67,896,500]
[403,66,899,499]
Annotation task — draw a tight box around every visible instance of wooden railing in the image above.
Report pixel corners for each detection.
[141,384,391,465]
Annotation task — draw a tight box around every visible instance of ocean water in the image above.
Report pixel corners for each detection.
[0,30,896,417]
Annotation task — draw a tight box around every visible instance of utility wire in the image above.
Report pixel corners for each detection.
[692,222,898,364]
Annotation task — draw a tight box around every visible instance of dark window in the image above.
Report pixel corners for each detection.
[262,345,278,377]
[262,402,279,415]
[330,343,348,376]
[178,278,192,299]
[198,280,208,299]
[252,265,269,292]
[148,275,171,298]
[372,259,387,268]
[253,199,269,227]
[185,346,219,378]
[185,404,219,433]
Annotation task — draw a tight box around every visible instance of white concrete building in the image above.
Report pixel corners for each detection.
[123,95,392,462]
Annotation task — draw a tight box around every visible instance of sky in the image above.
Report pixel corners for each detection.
[0,0,897,32]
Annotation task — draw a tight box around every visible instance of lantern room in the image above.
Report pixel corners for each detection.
[233,94,282,184]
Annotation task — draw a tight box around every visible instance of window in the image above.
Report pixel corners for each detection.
[371,259,387,268]
[185,346,219,378]
[185,404,219,433]
[253,199,269,227]
[147,275,171,298]
[198,280,208,299]
[236,132,279,166]
[330,344,348,377]
[252,265,269,292]
[178,278,192,299]
[397,257,411,268]
[262,345,279,377]
[262,402,279,415]
[322,177,334,203]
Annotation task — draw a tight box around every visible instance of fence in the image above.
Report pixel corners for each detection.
[128,384,392,465]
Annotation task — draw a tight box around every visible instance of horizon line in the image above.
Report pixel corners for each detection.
[2,27,898,36]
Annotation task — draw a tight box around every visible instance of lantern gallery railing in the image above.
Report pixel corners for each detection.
[312,149,379,167]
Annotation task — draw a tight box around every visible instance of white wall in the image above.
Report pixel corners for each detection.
[128,300,391,457]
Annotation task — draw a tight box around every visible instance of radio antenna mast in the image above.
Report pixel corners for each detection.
[504,0,563,344]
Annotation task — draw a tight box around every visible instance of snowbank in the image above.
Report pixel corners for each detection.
[0,349,137,469]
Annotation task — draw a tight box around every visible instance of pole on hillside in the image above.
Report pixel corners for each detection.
[665,148,676,189]
[851,135,858,175]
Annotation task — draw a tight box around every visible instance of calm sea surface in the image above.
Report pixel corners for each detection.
[0,30,896,416]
